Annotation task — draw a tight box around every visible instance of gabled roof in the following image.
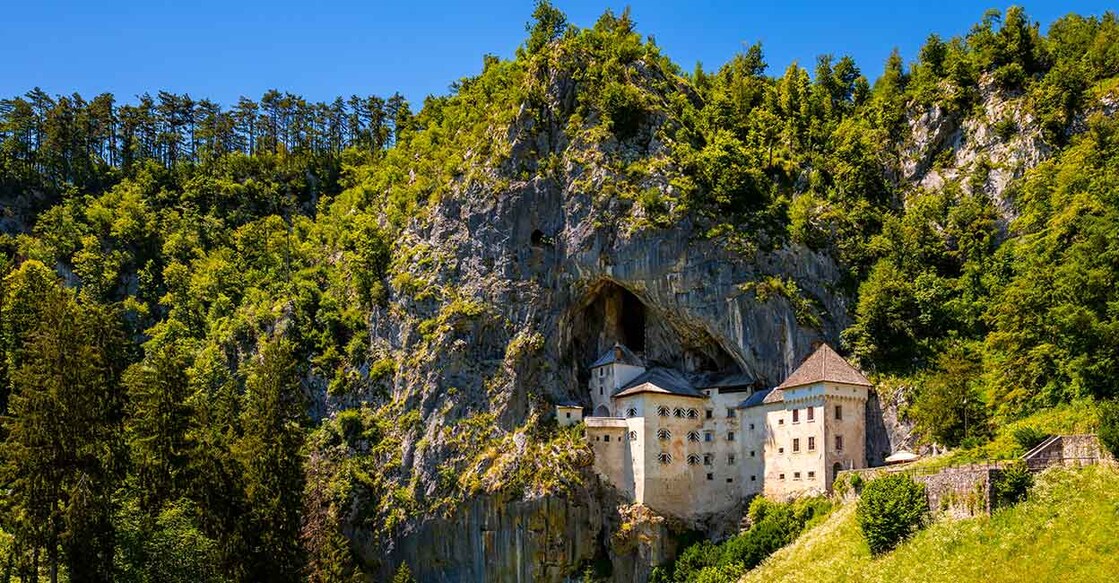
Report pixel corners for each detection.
[776,343,871,390]
[612,368,704,399]
[590,343,644,368]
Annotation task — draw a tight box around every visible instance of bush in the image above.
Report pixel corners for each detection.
[1012,425,1048,452]
[1099,400,1119,460]
[857,474,928,555]
[992,462,1033,507]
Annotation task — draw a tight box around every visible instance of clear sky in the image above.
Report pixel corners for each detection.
[1,1,1113,107]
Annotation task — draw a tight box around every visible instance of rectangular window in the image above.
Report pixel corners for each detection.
[727,408,737,419]
[808,471,816,479]
[750,450,755,457]
[704,431,714,442]
[726,478,734,483]
[728,454,736,465]
[565,412,571,419]
[835,405,843,420]
[751,475,756,481]
[749,423,755,430]
[808,436,815,451]
[778,447,784,453]
[779,473,786,480]
[604,435,610,442]
[794,471,801,480]
[727,431,736,441]
[778,418,785,425]
[793,438,800,453]
[703,454,713,466]
[706,409,713,419]
[792,408,799,423]
[807,407,815,422]
[707,472,714,481]
[599,368,604,377]
[836,435,844,451]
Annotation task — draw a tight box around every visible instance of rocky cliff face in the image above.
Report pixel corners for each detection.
[347,64,1071,582]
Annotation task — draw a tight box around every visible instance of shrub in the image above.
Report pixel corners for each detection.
[1099,400,1119,460]
[856,474,928,555]
[1012,425,1048,452]
[992,462,1033,508]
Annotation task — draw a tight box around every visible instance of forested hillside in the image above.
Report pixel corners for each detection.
[1,3,1118,581]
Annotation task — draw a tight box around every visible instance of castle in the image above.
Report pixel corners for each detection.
[559,342,871,519]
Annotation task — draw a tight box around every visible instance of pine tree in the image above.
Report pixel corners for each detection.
[234,335,307,581]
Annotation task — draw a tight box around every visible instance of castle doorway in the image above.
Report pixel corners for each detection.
[594,405,611,417]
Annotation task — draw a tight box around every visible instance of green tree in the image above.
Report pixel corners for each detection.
[857,474,928,555]
[234,335,307,581]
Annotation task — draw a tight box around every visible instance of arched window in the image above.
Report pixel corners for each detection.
[673,407,685,418]
[657,428,672,441]
[687,408,699,419]
[629,431,637,441]
[626,407,638,417]
[686,454,701,465]
[657,406,670,417]
[658,452,672,465]
[687,431,700,442]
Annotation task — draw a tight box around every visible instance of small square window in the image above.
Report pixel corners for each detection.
[727,454,736,465]
[749,423,755,430]
[595,436,600,442]
[750,450,755,457]
[727,431,735,441]
[779,473,785,480]
[726,408,737,419]
[794,471,801,480]
[808,471,816,479]
[565,412,571,419]
[704,431,713,442]
[778,447,784,453]
[778,418,785,425]
[705,409,713,419]
[706,473,714,481]
[703,454,713,466]
[726,477,734,483]
[750,475,756,481]
[604,435,610,442]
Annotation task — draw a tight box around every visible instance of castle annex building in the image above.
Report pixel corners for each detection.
[560,343,870,519]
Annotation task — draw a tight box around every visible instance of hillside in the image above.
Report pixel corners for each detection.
[740,465,1119,583]
[1,2,1119,581]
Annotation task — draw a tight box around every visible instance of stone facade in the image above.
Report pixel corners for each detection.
[572,343,872,520]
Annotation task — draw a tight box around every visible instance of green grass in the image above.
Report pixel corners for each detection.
[741,464,1119,583]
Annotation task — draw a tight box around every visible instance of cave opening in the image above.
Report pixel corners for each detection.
[561,279,743,398]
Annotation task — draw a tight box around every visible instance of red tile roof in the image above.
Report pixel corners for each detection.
[776,343,871,390]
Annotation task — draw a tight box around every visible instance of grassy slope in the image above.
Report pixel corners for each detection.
[741,465,1119,583]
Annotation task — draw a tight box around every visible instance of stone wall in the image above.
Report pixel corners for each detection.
[835,464,1000,518]
[1023,434,1109,471]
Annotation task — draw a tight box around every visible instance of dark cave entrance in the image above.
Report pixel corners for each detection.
[561,280,742,392]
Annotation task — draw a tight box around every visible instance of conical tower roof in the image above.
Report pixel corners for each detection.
[776,343,871,390]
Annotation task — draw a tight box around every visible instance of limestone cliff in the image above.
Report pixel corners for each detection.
[331,43,1094,583]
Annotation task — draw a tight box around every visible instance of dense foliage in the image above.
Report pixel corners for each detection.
[0,1,1117,579]
[650,497,831,583]
[856,473,928,555]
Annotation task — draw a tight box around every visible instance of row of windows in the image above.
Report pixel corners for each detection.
[778,471,816,480]
[779,435,843,453]
[654,429,736,442]
[781,405,843,426]
[657,452,738,466]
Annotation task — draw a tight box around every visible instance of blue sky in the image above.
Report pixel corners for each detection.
[1,1,1113,107]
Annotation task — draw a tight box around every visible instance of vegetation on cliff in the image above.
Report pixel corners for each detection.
[0,1,1118,579]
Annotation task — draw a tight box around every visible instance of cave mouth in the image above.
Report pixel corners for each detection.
[561,280,741,392]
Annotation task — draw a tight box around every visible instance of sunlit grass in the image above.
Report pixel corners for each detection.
[742,464,1119,583]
